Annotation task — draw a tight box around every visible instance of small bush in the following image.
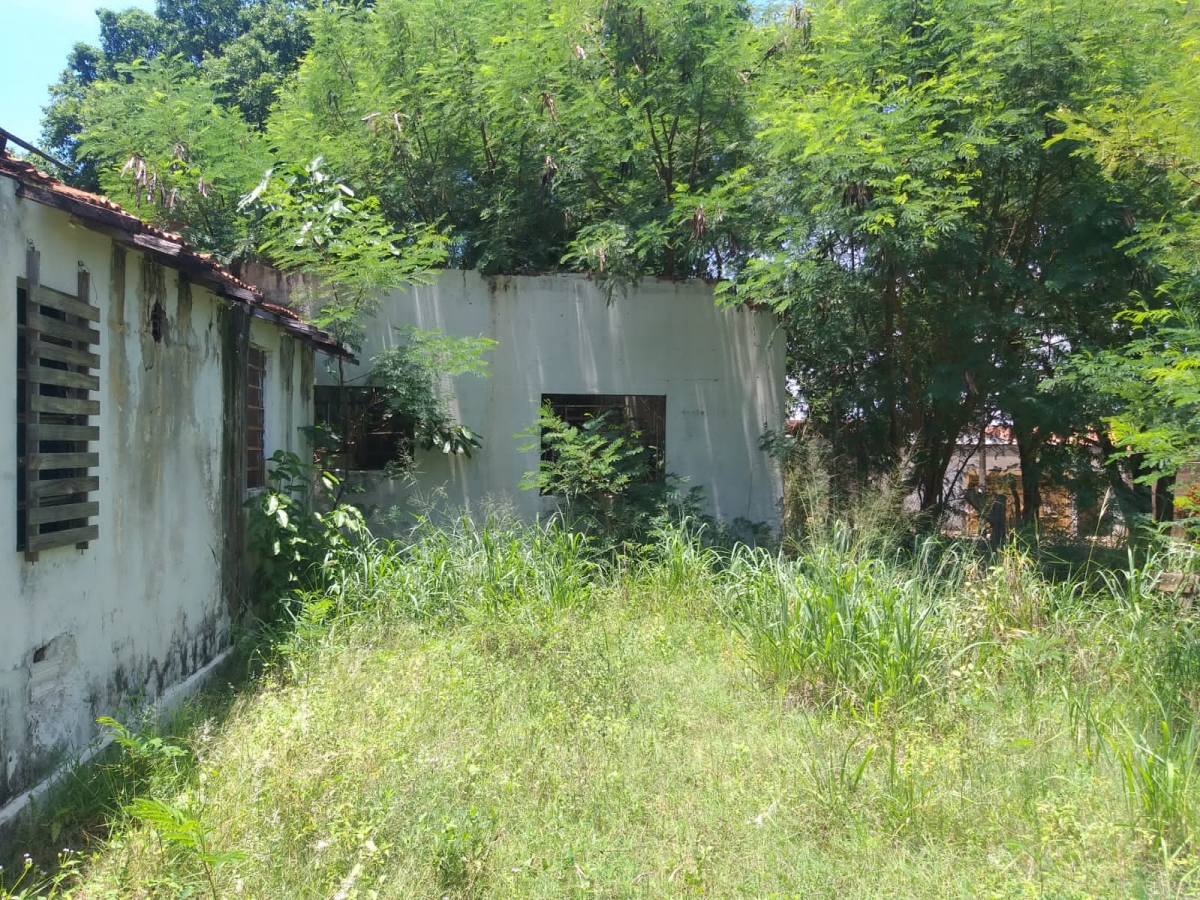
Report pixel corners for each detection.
[245,450,366,610]
[518,404,705,549]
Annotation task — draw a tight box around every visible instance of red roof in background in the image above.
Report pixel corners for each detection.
[0,151,351,359]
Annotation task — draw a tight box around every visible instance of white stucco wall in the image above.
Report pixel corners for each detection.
[251,316,315,471]
[315,270,786,531]
[0,177,313,812]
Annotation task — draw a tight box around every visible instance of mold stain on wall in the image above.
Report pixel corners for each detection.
[279,335,296,454]
[3,212,323,816]
[220,304,251,617]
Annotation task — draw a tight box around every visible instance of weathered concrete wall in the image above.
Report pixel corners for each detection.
[0,178,313,811]
[315,270,786,531]
[253,321,314,475]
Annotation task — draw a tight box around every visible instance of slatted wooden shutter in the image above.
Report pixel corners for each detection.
[18,248,100,560]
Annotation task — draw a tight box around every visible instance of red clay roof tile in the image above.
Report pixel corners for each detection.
[0,151,350,357]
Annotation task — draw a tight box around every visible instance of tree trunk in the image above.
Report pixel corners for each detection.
[1097,434,1155,539]
[984,493,1007,552]
[1154,474,1176,524]
[914,430,956,516]
[1014,424,1041,528]
[882,276,901,459]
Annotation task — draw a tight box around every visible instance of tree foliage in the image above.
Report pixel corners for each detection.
[370,326,496,457]
[76,58,271,256]
[1052,6,1200,510]
[264,0,760,275]
[241,156,448,347]
[32,0,1200,528]
[719,0,1184,522]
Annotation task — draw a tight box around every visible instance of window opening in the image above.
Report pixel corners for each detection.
[16,248,101,559]
[246,347,266,489]
[313,385,414,471]
[540,393,667,485]
[150,300,166,343]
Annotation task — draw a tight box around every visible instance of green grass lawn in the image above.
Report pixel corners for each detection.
[7,520,1200,898]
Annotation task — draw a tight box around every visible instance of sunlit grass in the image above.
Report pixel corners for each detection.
[6,517,1200,898]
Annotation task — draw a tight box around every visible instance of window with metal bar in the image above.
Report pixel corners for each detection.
[246,347,266,489]
[540,393,667,483]
[312,385,414,471]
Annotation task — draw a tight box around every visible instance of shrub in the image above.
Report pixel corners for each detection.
[245,450,366,611]
[518,404,704,549]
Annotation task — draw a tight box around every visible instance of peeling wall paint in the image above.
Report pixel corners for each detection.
[0,178,316,814]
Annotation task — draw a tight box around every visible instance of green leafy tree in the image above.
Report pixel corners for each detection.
[1053,6,1200,522]
[45,0,763,275]
[268,0,573,272]
[267,0,761,275]
[205,0,313,128]
[74,58,271,257]
[243,156,448,348]
[41,5,170,190]
[553,0,758,278]
[153,0,249,64]
[721,0,1166,525]
[40,0,310,186]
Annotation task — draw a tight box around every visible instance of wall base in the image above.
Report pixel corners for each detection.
[0,646,234,843]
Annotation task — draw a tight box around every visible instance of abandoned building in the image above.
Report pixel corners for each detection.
[940,426,1125,543]
[1,142,784,828]
[245,267,787,532]
[0,149,346,827]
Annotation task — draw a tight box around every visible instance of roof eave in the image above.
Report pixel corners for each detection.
[6,170,353,359]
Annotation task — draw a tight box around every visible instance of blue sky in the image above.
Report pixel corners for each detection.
[0,0,156,146]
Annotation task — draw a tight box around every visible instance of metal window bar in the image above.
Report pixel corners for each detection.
[541,393,667,481]
[246,347,266,489]
[312,385,413,471]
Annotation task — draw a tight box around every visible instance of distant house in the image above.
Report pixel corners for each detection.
[0,147,346,826]
[941,426,1115,542]
[246,267,787,532]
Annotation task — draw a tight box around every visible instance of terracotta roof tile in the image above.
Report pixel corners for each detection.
[0,151,349,356]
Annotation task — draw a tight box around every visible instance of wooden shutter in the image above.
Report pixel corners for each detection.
[18,248,100,560]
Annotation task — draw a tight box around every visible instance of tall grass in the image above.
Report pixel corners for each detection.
[8,505,1200,898]
[719,526,968,709]
[309,512,601,625]
[1115,718,1200,860]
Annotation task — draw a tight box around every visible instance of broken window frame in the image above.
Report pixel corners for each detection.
[16,248,101,560]
[312,384,415,472]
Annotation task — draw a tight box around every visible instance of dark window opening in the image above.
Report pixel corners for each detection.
[17,258,101,558]
[247,347,266,489]
[313,385,414,471]
[540,393,667,485]
[150,300,166,343]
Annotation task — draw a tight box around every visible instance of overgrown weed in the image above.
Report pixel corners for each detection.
[8,507,1200,898]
